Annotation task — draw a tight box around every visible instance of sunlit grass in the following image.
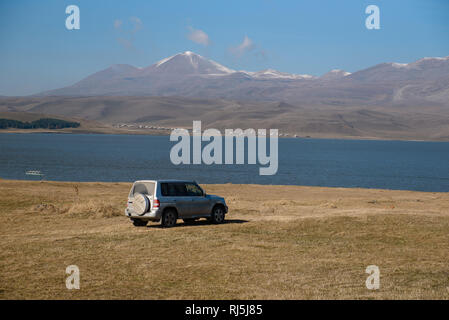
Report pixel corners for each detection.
[0,179,448,299]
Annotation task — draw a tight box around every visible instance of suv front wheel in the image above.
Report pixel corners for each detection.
[210,205,225,224]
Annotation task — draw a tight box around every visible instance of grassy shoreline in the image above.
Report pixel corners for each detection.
[2,129,449,142]
[1,179,448,299]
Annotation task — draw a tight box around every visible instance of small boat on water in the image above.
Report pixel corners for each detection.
[25,170,44,176]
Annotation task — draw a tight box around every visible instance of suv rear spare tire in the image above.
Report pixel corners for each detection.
[133,193,149,215]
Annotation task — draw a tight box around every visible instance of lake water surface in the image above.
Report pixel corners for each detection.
[1,133,448,192]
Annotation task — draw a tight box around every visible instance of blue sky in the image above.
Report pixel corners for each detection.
[0,0,448,95]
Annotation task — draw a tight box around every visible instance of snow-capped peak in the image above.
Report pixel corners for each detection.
[151,51,234,75]
[329,69,351,75]
[391,62,408,68]
[249,69,314,80]
[155,51,197,67]
[155,54,177,67]
[320,69,351,80]
[149,51,320,79]
[417,56,449,62]
[388,56,449,69]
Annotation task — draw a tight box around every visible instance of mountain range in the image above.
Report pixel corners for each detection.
[37,51,449,107]
[1,52,448,141]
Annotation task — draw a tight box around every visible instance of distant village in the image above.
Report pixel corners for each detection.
[113,123,306,138]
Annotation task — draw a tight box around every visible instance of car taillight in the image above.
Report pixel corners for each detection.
[153,199,160,208]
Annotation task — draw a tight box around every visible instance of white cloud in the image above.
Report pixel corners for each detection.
[130,16,142,32]
[114,17,143,50]
[114,19,122,29]
[230,35,255,57]
[187,26,210,46]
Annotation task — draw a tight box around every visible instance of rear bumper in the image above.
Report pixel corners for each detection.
[125,207,162,221]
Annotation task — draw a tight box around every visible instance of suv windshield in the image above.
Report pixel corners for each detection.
[185,183,203,196]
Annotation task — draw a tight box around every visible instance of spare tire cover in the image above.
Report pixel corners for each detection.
[133,193,149,216]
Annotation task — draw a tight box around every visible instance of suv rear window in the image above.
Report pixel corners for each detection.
[132,182,155,196]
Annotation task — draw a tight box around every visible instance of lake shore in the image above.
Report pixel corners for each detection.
[1,179,448,299]
[1,110,448,141]
[0,126,169,136]
[1,128,448,142]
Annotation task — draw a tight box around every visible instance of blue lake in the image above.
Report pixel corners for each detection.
[0,133,448,192]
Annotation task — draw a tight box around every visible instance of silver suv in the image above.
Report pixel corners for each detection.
[125,180,228,227]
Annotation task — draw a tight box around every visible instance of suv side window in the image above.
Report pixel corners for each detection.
[161,183,187,197]
[173,183,187,196]
[185,183,203,196]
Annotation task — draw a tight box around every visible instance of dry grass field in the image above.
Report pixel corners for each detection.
[0,179,448,299]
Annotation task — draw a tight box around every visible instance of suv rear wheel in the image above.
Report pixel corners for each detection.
[161,209,177,228]
[211,205,225,224]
